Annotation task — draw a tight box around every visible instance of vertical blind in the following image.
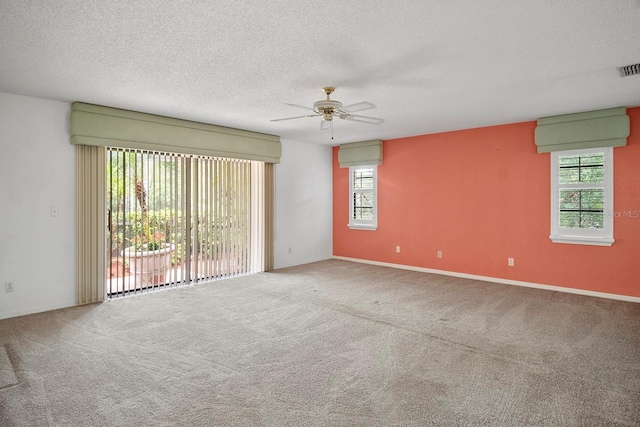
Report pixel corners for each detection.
[106,148,255,297]
[264,163,275,271]
[191,154,252,282]
[77,145,106,305]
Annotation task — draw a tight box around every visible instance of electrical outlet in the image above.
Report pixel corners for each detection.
[437,250,443,259]
[50,206,58,217]
[288,247,292,254]
[508,258,514,267]
[395,246,401,253]
[5,282,14,293]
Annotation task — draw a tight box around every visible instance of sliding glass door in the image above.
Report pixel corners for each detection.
[106,148,251,297]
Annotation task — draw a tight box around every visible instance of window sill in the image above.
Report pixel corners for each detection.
[550,234,614,246]
[348,224,378,231]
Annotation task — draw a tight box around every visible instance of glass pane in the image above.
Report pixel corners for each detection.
[352,192,373,220]
[354,192,373,208]
[559,189,603,210]
[580,189,604,210]
[580,154,604,166]
[558,156,579,167]
[559,189,604,230]
[559,153,603,166]
[559,190,580,210]
[354,207,374,220]
[559,167,579,183]
[559,211,604,229]
[579,166,603,183]
[581,212,604,229]
[559,212,581,228]
[353,168,374,190]
[558,153,604,184]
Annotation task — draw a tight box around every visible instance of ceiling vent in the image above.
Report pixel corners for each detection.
[619,63,640,77]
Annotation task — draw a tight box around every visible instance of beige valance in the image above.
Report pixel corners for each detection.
[70,102,282,163]
[338,140,383,167]
[535,107,629,153]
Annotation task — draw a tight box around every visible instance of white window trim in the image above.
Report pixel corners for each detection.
[348,165,378,231]
[550,147,614,246]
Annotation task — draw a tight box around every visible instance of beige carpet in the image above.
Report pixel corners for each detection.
[0,345,18,390]
[1,259,639,426]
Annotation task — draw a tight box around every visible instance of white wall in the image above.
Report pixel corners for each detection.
[274,138,333,268]
[0,92,76,319]
[0,93,333,319]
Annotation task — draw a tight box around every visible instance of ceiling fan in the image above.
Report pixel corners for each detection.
[271,87,384,130]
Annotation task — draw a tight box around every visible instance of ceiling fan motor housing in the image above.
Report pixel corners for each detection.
[313,99,343,121]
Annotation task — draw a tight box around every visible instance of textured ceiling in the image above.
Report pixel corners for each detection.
[1,0,639,145]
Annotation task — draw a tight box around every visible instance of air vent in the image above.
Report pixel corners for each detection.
[619,63,640,77]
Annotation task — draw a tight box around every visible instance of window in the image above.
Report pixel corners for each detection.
[349,166,377,230]
[550,147,613,246]
[74,102,278,304]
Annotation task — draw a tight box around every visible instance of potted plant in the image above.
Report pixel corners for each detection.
[122,180,174,286]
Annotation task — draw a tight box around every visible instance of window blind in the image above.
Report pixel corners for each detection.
[77,145,106,304]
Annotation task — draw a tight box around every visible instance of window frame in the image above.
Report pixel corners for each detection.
[550,147,614,246]
[348,165,378,231]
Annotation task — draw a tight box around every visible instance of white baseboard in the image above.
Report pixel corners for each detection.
[0,302,78,321]
[275,254,334,270]
[332,256,640,304]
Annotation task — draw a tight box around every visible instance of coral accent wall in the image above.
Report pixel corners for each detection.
[333,107,640,298]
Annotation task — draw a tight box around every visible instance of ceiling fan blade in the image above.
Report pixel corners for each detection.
[342,101,376,113]
[285,103,315,112]
[320,119,332,130]
[271,114,319,122]
[343,114,384,124]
